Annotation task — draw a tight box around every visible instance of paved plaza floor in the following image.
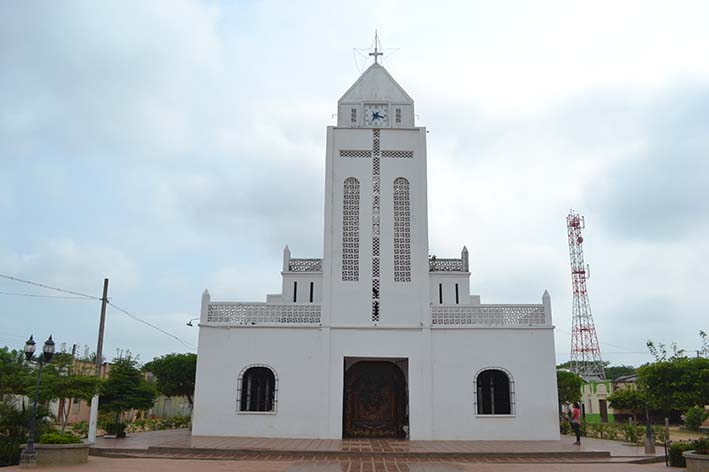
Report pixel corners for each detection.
[4,456,671,471]
[8,429,668,471]
[91,429,664,459]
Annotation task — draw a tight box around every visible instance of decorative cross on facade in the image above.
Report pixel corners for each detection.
[369,31,383,64]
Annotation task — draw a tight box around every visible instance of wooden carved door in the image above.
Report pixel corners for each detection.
[343,361,407,438]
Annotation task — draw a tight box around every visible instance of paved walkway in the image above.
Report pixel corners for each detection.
[4,456,671,471]
[93,429,661,457]
[89,429,665,467]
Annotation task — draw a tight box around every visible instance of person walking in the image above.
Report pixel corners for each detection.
[570,402,582,445]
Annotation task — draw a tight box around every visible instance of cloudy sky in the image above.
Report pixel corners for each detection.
[1,0,707,366]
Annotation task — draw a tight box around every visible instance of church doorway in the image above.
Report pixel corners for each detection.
[342,359,408,439]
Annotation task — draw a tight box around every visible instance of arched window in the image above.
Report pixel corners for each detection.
[343,177,360,281]
[238,365,277,412]
[393,177,411,282]
[475,368,514,415]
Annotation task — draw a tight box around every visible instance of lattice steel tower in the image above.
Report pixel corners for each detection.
[567,211,605,380]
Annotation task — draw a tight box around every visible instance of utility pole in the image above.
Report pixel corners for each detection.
[88,278,108,443]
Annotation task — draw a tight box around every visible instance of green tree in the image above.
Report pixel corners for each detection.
[99,356,157,423]
[0,347,31,396]
[556,370,583,405]
[143,353,197,408]
[604,365,636,380]
[637,356,709,413]
[35,354,102,432]
[607,388,646,420]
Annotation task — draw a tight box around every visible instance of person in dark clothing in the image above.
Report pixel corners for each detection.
[570,402,581,445]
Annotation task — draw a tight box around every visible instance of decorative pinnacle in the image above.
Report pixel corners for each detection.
[369,30,383,64]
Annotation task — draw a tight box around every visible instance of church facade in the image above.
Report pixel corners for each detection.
[192,61,560,440]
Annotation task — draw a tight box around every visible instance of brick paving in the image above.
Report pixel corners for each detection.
[93,429,662,459]
[3,456,671,471]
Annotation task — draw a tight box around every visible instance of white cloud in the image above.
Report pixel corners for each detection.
[2,0,708,364]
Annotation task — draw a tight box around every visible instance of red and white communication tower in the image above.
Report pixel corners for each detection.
[567,211,605,380]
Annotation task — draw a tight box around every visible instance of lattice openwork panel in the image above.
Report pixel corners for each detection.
[429,258,465,272]
[340,150,372,158]
[393,178,411,282]
[371,129,381,322]
[343,177,360,281]
[288,258,322,272]
[382,150,413,159]
[431,305,546,326]
[207,303,321,324]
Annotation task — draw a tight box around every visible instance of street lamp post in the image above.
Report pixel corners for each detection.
[20,334,55,468]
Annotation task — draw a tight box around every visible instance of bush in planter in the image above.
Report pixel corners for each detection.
[693,437,709,455]
[669,441,697,467]
[105,423,127,438]
[39,432,81,445]
[0,438,22,467]
[0,401,51,466]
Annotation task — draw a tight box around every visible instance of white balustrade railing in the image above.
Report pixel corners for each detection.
[207,303,321,324]
[429,258,464,272]
[205,303,546,327]
[288,258,322,272]
[432,304,547,326]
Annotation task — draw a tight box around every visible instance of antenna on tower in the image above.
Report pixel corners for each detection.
[567,210,605,381]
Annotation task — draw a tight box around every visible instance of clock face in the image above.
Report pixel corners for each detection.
[364,104,388,127]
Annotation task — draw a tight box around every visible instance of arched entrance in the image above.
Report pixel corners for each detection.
[343,360,408,438]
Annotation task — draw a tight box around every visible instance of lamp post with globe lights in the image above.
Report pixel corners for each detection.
[20,334,55,467]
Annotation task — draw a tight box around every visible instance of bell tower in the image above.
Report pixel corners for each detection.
[323,56,429,327]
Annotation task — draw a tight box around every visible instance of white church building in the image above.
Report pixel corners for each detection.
[192,58,560,441]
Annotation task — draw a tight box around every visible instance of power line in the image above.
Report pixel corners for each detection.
[0,274,100,300]
[0,290,93,300]
[106,301,195,351]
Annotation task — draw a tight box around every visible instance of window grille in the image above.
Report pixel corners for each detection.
[340,150,372,158]
[474,368,515,415]
[343,177,360,281]
[395,108,401,123]
[393,178,411,282]
[382,150,413,159]
[351,108,357,124]
[237,365,277,412]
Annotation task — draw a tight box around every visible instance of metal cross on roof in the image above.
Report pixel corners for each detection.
[369,31,383,64]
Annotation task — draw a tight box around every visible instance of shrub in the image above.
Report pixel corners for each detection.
[124,415,191,433]
[560,420,571,435]
[694,438,709,455]
[669,441,697,467]
[39,432,81,444]
[104,422,127,438]
[0,438,22,467]
[685,406,709,432]
[0,402,51,466]
[70,421,89,437]
[622,422,641,443]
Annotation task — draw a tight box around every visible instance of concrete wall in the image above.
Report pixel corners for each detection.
[430,328,560,440]
[192,323,559,440]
